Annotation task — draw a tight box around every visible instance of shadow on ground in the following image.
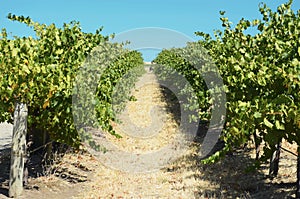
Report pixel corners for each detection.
[159,85,297,198]
[0,146,46,197]
[0,143,77,198]
[167,145,296,198]
[0,148,11,197]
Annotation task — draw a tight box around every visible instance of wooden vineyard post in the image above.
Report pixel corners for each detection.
[269,140,281,178]
[9,102,28,198]
[253,131,260,160]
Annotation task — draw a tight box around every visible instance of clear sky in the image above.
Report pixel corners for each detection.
[1,0,299,61]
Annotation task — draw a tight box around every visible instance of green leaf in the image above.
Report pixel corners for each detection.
[22,65,30,74]
[56,49,64,55]
[275,120,285,130]
[12,48,18,57]
[263,118,273,128]
[234,65,241,71]
[253,112,262,118]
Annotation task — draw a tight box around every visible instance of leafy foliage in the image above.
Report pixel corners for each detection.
[153,47,211,123]
[196,0,299,163]
[154,0,299,164]
[0,15,144,147]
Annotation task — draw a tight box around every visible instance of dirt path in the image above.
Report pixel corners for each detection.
[0,64,298,198]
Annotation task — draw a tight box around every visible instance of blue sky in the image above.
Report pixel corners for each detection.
[1,0,299,61]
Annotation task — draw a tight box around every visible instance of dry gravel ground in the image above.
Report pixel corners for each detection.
[0,65,298,198]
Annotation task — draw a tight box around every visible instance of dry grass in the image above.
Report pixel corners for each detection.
[106,81,180,153]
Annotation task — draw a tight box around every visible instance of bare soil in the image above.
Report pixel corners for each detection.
[0,66,298,199]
